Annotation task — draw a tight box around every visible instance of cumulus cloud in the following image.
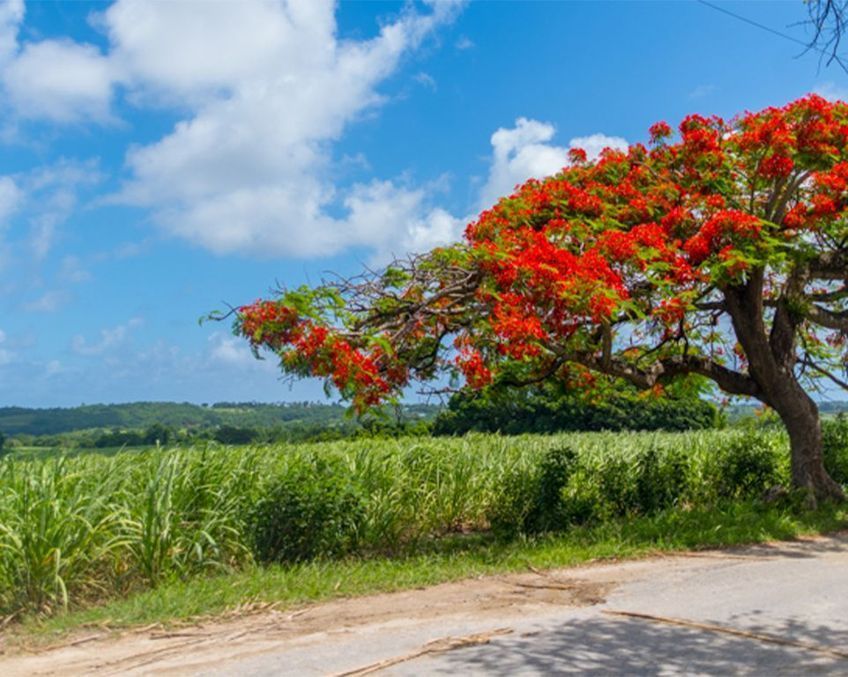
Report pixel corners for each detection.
[478,118,628,210]
[0,2,629,264]
[71,317,142,356]
[4,40,115,122]
[110,1,464,258]
[0,0,114,122]
[568,133,630,161]
[343,180,463,261]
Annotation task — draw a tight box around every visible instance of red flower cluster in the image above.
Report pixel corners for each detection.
[568,147,588,164]
[683,210,762,264]
[238,301,393,411]
[649,121,673,144]
[455,348,492,389]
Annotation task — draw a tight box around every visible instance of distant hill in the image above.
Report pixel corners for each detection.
[0,401,440,436]
[725,400,848,422]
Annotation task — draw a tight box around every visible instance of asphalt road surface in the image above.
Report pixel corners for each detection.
[5,533,848,675]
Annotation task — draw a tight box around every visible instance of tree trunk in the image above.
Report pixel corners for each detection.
[772,387,844,505]
[722,280,844,505]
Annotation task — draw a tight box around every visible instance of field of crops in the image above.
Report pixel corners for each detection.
[2,426,846,620]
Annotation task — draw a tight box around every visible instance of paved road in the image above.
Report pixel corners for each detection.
[5,534,848,675]
[219,536,848,676]
[388,539,848,676]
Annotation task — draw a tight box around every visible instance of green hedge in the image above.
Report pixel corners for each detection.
[432,386,720,435]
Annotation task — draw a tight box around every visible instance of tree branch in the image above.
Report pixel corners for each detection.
[808,251,848,280]
[574,352,761,398]
[800,355,848,390]
[806,304,848,330]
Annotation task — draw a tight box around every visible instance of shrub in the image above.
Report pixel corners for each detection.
[487,446,578,537]
[486,464,539,539]
[560,466,608,525]
[432,384,720,435]
[526,446,579,532]
[823,416,848,486]
[249,456,366,563]
[634,445,689,513]
[708,433,783,500]
[213,425,259,445]
[595,455,640,518]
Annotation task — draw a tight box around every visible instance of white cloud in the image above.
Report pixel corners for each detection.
[0,0,113,122]
[208,331,277,371]
[23,289,69,313]
[0,2,632,266]
[0,161,101,268]
[4,40,114,122]
[71,317,142,356]
[344,180,463,261]
[21,160,102,260]
[0,175,22,226]
[568,133,629,162]
[688,84,716,100]
[103,0,335,102]
[0,328,13,366]
[0,0,22,66]
[29,189,73,259]
[815,82,848,102]
[59,255,91,283]
[105,0,464,259]
[413,72,437,91]
[455,35,474,50]
[478,118,628,209]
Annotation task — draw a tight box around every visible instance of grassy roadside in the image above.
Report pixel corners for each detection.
[9,500,847,647]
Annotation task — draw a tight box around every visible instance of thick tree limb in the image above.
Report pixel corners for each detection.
[808,251,848,280]
[574,353,761,399]
[806,304,848,330]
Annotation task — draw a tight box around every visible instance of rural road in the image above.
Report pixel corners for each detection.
[4,534,848,675]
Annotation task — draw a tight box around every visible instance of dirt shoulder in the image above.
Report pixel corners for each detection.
[4,536,835,677]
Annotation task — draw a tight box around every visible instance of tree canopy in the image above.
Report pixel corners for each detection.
[432,380,720,436]
[234,95,848,501]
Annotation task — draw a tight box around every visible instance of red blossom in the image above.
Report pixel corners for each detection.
[568,147,588,164]
[649,121,673,143]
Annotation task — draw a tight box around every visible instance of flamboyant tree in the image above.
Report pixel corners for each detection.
[233,95,848,502]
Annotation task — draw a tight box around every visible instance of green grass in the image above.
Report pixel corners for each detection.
[2,426,847,645]
[14,499,847,643]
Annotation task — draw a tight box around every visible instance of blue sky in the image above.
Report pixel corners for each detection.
[0,0,844,407]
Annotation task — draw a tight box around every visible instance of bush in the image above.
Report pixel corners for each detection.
[708,433,782,500]
[527,446,579,531]
[486,464,538,539]
[823,416,848,485]
[635,445,689,513]
[488,435,782,537]
[214,425,259,445]
[432,384,720,435]
[249,457,366,563]
[487,446,578,537]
